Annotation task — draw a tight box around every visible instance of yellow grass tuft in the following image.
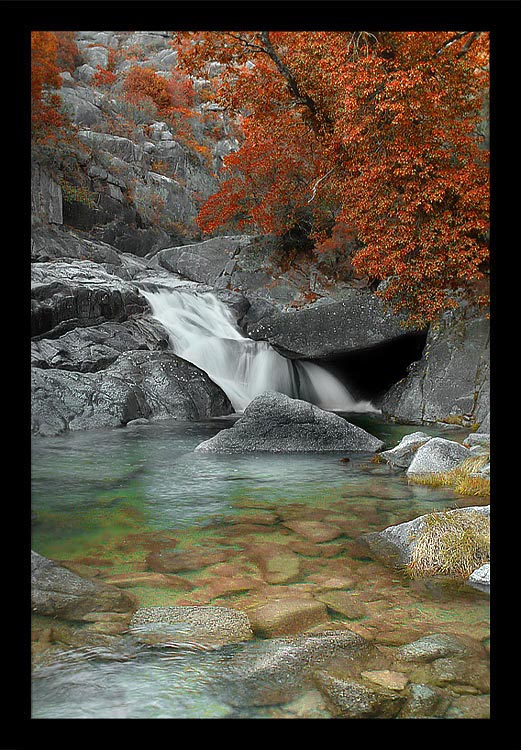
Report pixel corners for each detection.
[408,453,490,497]
[405,510,490,579]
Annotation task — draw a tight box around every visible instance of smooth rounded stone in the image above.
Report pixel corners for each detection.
[31,551,138,621]
[379,432,433,470]
[313,671,405,718]
[220,629,370,707]
[394,633,470,663]
[194,392,384,453]
[315,591,368,620]
[129,605,254,648]
[243,542,301,584]
[406,437,471,476]
[399,682,451,718]
[468,562,490,587]
[360,670,409,691]
[358,505,490,568]
[146,548,232,574]
[282,520,343,543]
[248,598,330,638]
[99,572,194,590]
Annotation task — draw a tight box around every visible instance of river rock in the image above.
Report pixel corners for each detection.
[358,505,490,568]
[380,308,490,430]
[129,605,253,648]
[31,350,233,436]
[313,671,405,718]
[193,392,384,453]
[394,633,470,663]
[379,432,433,470]
[220,629,370,706]
[244,290,414,359]
[468,562,490,587]
[152,235,253,286]
[31,226,123,264]
[31,551,138,621]
[399,683,450,718]
[406,437,471,476]
[248,598,329,638]
[31,260,147,339]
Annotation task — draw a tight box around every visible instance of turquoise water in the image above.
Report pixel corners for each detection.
[31,414,489,719]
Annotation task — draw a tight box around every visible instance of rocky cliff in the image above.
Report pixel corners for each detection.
[30,31,490,436]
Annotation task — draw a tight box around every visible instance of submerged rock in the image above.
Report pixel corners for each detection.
[313,671,405,718]
[129,605,254,648]
[193,392,384,453]
[31,551,138,621]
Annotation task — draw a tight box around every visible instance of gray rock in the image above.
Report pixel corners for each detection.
[380,308,489,430]
[31,226,122,264]
[313,672,405,718]
[463,433,490,449]
[193,392,384,453]
[399,683,450,718]
[245,290,415,359]
[468,563,490,586]
[31,162,63,226]
[77,131,147,165]
[220,630,370,706]
[31,260,147,339]
[31,316,170,372]
[59,86,104,128]
[395,633,469,663]
[31,551,137,621]
[129,605,253,648]
[358,505,490,568]
[31,350,233,437]
[379,432,432,470]
[406,437,471,476]
[82,45,109,70]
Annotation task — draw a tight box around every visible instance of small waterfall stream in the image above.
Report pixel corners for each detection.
[142,287,376,413]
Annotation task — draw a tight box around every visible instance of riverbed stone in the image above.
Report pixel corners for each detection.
[315,591,369,620]
[406,437,471,476]
[31,551,138,621]
[146,547,232,574]
[220,629,370,706]
[282,519,343,543]
[399,682,450,718]
[243,542,301,584]
[129,605,254,648]
[379,432,433,470]
[194,392,384,453]
[313,671,405,718]
[360,670,409,691]
[248,598,330,637]
[394,633,470,663]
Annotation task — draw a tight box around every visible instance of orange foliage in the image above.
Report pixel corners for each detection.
[177,31,490,325]
[31,31,64,141]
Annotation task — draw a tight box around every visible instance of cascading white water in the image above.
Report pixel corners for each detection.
[141,287,377,413]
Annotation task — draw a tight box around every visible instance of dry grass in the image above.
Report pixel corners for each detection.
[408,454,490,497]
[405,509,490,579]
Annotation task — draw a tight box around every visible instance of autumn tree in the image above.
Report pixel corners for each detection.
[176,31,489,326]
[31,31,64,140]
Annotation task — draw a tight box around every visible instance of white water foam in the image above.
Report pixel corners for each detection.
[141,287,377,413]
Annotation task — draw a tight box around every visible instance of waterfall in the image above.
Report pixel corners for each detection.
[141,287,377,413]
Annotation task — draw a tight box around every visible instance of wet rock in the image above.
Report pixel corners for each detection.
[248,598,329,638]
[31,551,138,621]
[32,350,232,437]
[100,572,194,590]
[129,605,254,648]
[406,437,471,476]
[360,670,409,691]
[315,591,368,620]
[399,683,450,718]
[194,392,384,453]
[445,693,490,719]
[313,671,405,718]
[243,542,301,584]
[146,548,232,574]
[394,633,471,663]
[282,520,343,543]
[379,432,432,470]
[221,629,370,706]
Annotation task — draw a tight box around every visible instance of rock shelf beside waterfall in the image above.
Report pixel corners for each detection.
[193,392,384,453]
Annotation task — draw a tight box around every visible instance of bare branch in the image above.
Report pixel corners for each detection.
[308,168,335,203]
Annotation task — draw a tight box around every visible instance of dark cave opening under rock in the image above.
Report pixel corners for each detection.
[306,330,428,404]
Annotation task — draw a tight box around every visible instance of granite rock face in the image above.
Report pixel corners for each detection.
[379,431,433,470]
[194,391,384,453]
[406,437,471,476]
[380,308,490,430]
[31,350,233,437]
[31,551,138,621]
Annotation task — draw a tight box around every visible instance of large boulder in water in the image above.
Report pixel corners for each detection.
[193,391,384,453]
[31,350,233,437]
[31,551,138,621]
